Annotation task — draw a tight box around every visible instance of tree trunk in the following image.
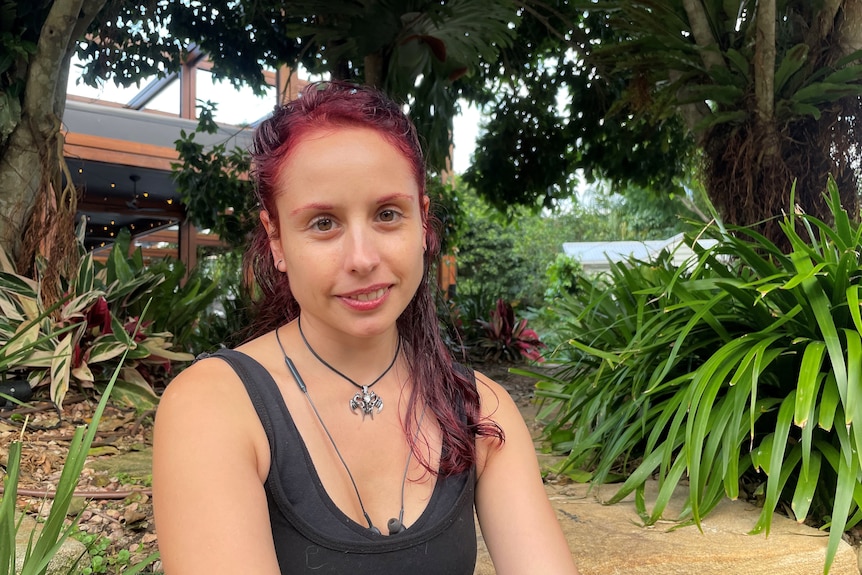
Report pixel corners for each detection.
[681,0,725,71]
[364,52,385,88]
[703,0,862,250]
[0,0,106,281]
[753,0,775,124]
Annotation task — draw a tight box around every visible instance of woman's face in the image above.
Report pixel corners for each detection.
[262,126,427,341]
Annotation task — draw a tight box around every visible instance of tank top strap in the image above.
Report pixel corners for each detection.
[195,348,291,446]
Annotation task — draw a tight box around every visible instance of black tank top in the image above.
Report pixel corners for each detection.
[205,349,477,574]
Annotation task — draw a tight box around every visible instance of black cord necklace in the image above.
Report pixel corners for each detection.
[297,316,401,419]
[276,326,421,535]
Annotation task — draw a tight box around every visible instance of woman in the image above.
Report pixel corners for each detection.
[153,81,578,574]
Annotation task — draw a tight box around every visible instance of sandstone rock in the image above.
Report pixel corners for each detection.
[14,514,87,575]
[474,480,859,575]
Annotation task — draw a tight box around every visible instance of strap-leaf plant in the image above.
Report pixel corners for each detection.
[532,176,862,573]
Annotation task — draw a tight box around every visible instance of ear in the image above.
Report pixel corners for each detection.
[421,195,430,250]
[260,210,286,268]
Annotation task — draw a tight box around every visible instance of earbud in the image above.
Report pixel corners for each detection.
[387,518,404,535]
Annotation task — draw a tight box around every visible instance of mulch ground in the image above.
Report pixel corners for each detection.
[0,362,540,573]
[0,395,159,572]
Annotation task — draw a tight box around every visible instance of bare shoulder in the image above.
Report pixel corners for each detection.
[153,350,280,574]
[473,369,523,428]
[471,369,529,475]
[154,351,267,464]
[471,368,581,574]
[157,353,247,417]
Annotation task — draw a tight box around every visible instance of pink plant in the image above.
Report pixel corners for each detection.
[477,298,546,362]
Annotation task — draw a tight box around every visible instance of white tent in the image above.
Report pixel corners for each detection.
[562,233,718,274]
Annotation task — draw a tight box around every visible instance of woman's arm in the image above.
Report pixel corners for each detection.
[152,359,281,575]
[474,371,579,575]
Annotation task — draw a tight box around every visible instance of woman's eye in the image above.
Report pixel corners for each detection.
[379,209,399,222]
[312,217,333,231]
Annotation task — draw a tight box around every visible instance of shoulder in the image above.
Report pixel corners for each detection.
[156,340,276,446]
[154,346,273,481]
[473,369,520,426]
[470,369,529,475]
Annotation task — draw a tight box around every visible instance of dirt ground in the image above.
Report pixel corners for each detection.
[0,361,542,573]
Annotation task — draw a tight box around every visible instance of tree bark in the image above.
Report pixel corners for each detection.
[681,0,725,71]
[364,52,385,88]
[753,0,776,123]
[810,0,843,46]
[836,0,862,56]
[0,0,106,268]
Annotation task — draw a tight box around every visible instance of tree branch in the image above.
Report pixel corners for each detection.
[24,0,86,134]
[514,0,584,52]
[681,0,726,70]
[55,0,109,118]
[836,0,862,57]
[813,0,843,43]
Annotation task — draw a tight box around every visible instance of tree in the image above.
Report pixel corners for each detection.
[0,0,517,278]
[468,0,862,247]
[465,2,696,213]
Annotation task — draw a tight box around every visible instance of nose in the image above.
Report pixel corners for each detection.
[344,224,381,274]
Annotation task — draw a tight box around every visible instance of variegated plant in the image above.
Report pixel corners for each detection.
[0,224,193,407]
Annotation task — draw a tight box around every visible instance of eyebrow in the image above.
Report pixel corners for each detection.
[290,202,333,216]
[290,193,415,215]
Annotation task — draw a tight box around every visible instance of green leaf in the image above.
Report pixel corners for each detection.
[819,373,840,430]
[0,270,37,298]
[824,447,855,573]
[792,81,862,105]
[753,392,796,536]
[774,43,809,96]
[724,48,750,81]
[791,451,821,523]
[794,341,826,428]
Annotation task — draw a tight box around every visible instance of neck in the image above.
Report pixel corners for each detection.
[293,315,402,382]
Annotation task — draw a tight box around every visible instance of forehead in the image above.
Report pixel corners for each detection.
[275,126,418,193]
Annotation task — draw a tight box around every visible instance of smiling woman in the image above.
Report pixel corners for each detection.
[151,81,579,575]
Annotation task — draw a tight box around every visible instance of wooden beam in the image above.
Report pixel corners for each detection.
[64,132,178,171]
[178,219,198,281]
[78,196,185,219]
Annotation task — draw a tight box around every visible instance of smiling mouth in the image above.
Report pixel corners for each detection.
[347,287,388,302]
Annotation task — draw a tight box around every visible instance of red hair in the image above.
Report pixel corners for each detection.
[243,81,502,475]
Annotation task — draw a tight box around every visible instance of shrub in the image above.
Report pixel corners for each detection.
[0,328,159,575]
[533,178,862,573]
[543,253,583,300]
[0,223,192,407]
[476,298,545,363]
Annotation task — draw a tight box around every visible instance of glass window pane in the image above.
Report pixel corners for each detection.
[196,68,275,126]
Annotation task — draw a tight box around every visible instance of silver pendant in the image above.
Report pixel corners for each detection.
[350,385,383,418]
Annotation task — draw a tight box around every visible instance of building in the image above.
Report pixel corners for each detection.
[562,233,719,274]
[64,49,305,271]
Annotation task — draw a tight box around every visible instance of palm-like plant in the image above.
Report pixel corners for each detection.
[535,178,862,573]
[587,0,862,247]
